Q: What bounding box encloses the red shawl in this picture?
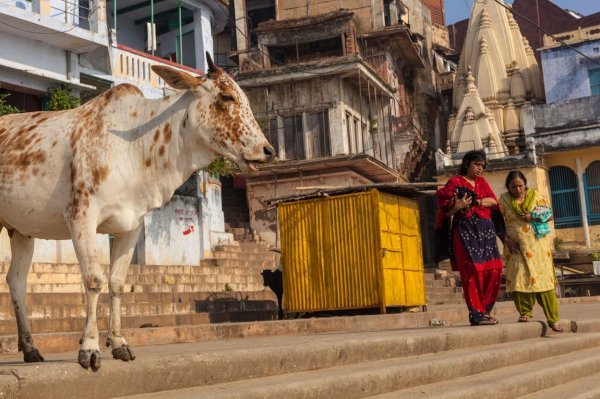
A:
[435,175,498,229]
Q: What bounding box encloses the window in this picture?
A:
[549,166,582,228]
[354,118,362,153]
[267,118,279,159]
[363,123,373,156]
[268,37,344,66]
[246,0,275,46]
[78,0,90,30]
[345,113,354,153]
[590,68,600,96]
[283,115,304,160]
[585,161,600,226]
[306,111,330,158]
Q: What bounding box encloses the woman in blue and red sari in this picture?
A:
[436,150,504,326]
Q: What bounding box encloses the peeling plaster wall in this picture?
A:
[545,149,600,173]
[556,225,600,246]
[137,195,202,266]
[247,171,373,245]
[0,231,110,264]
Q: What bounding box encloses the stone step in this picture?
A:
[0,275,266,293]
[201,258,277,269]
[211,250,277,260]
[214,244,272,254]
[1,298,596,363]
[0,291,277,320]
[0,309,277,336]
[0,263,270,275]
[111,325,600,399]
[0,291,276,307]
[374,345,600,398]
[520,370,600,398]
[426,286,463,295]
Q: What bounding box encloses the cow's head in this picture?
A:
[151,54,275,173]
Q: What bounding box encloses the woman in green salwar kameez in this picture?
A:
[499,171,564,332]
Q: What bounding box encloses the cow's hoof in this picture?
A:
[78,349,101,370]
[112,345,136,361]
[23,347,44,363]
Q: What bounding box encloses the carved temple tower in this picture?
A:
[443,0,545,163]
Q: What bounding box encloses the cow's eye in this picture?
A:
[220,94,235,102]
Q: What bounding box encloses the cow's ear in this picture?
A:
[152,65,197,90]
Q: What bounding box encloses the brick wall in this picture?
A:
[420,0,445,26]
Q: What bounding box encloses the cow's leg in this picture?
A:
[68,221,104,370]
[6,230,44,362]
[106,226,141,362]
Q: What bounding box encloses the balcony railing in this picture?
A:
[431,24,450,50]
[543,25,600,48]
[5,0,96,31]
[364,52,393,86]
[1,0,108,51]
[113,44,205,90]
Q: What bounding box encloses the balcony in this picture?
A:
[431,24,451,52]
[112,44,204,91]
[0,0,109,53]
[543,25,600,48]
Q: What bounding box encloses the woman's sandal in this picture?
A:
[472,315,499,325]
[549,322,564,332]
[484,314,499,324]
[518,315,531,322]
[474,318,496,326]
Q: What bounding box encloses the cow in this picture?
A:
[0,53,274,370]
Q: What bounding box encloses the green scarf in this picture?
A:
[509,188,537,216]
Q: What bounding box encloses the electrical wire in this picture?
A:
[493,0,600,68]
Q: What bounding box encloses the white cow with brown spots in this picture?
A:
[0,54,274,370]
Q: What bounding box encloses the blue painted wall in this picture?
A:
[541,39,600,103]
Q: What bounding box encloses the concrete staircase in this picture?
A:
[425,269,464,305]
[3,316,598,399]
[0,242,280,339]
[108,322,600,399]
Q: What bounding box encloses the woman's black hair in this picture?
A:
[505,170,527,190]
[459,150,487,176]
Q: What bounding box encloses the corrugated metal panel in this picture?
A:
[396,196,425,306]
[278,189,425,313]
[378,193,425,307]
[279,191,381,312]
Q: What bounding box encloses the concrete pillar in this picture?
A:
[389,1,398,25]
[576,157,591,248]
[234,0,248,52]
[193,5,214,72]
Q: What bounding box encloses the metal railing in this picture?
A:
[112,44,204,90]
[49,0,92,29]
